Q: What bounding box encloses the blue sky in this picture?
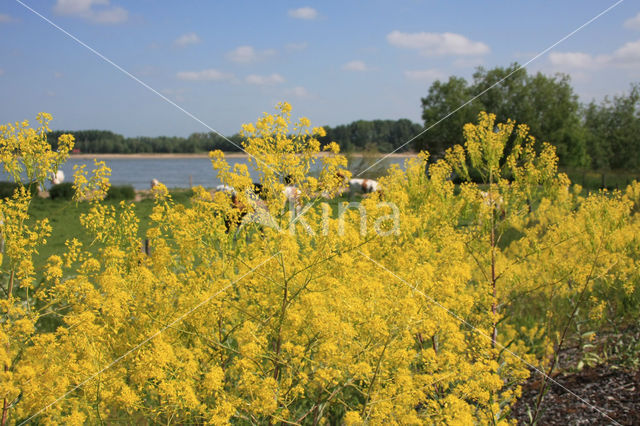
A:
[1,1,639,137]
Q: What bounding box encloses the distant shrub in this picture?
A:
[49,182,75,200]
[170,188,195,202]
[450,168,485,184]
[106,185,135,200]
[0,181,40,198]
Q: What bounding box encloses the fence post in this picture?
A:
[141,238,151,255]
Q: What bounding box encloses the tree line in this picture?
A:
[48,64,639,170]
[46,130,246,154]
[317,119,423,152]
[47,119,423,155]
[418,63,640,170]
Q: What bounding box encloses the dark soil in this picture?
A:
[511,365,640,425]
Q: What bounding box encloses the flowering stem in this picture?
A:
[491,216,497,349]
[1,270,15,426]
[489,171,498,350]
[361,336,391,419]
[1,386,8,426]
[7,270,14,299]
[530,238,602,425]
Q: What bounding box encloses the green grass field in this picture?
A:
[25,169,639,271]
[25,189,358,274]
[562,168,640,191]
[26,189,193,270]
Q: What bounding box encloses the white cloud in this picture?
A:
[0,13,14,23]
[624,12,640,30]
[174,32,201,48]
[284,86,309,97]
[404,69,445,82]
[245,73,285,85]
[227,45,276,63]
[387,30,489,56]
[176,69,235,81]
[549,40,640,71]
[54,71,64,78]
[611,39,640,65]
[285,42,308,52]
[549,52,597,68]
[343,60,369,72]
[88,7,126,24]
[54,0,128,24]
[288,7,318,20]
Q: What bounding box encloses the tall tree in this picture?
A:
[584,84,640,170]
[320,119,422,152]
[418,76,481,157]
[525,72,587,167]
[418,64,588,166]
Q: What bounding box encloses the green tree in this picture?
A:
[321,119,423,153]
[584,83,640,170]
[526,72,588,167]
[418,76,481,157]
[471,65,532,126]
[419,64,588,166]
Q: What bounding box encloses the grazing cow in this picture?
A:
[480,190,503,207]
[150,178,160,189]
[479,190,505,218]
[51,169,65,185]
[215,184,235,194]
[362,179,379,193]
[348,178,379,194]
[319,171,350,198]
[283,185,300,206]
[282,175,302,212]
[224,183,267,232]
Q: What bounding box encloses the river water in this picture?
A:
[2,155,416,190]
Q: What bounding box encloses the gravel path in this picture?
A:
[511,365,640,425]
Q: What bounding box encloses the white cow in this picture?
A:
[480,191,504,208]
[51,169,65,185]
[479,190,505,218]
[348,178,379,194]
[283,185,302,214]
[215,184,235,194]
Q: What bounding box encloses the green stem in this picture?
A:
[529,237,603,425]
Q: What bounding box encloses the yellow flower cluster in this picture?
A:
[0,113,74,187]
[73,159,111,202]
[0,109,638,424]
